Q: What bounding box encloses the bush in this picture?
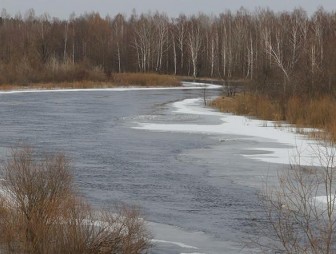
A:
[256,144,336,253]
[0,147,150,254]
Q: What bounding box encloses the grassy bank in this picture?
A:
[211,94,336,142]
[0,73,181,91]
[111,73,180,87]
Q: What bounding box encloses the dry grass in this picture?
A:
[210,94,282,120]
[0,81,116,91]
[0,73,181,91]
[111,73,180,87]
[210,96,237,113]
[285,96,336,142]
[211,94,336,142]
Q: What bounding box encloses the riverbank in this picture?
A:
[211,93,336,142]
[0,82,222,95]
[0,73,181,91]
[134,97,324,166]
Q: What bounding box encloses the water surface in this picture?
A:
[0,88,285,253]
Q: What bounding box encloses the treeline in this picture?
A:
[0,8,336,96]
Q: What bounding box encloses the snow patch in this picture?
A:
[312,195,336,210]
[314,195,336,204]
[134,97,328,166]
[0,82,221,95]
[151,239,198,249]
[180,253,206,254]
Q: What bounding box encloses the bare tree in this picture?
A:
[175,15,187,73]
[205,17,218,77]
[187,17,203,79]
[263,26,291,94]
[153,13,169,72]
[170,24,177,75]
[113,14,126,73]
[133,15,154,72]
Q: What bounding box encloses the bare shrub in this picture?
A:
[0,147,150,254]
[256,144,336,253]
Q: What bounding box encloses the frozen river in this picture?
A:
[0,84,315,253]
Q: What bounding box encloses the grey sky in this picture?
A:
[1,0,335,19]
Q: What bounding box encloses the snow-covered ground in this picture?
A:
[147,220,244,254]
[134,97,330,167]
[133,97,336,211]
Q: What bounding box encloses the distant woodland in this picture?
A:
[0,8,335,97]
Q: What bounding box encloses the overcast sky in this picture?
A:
[1,0,335,19]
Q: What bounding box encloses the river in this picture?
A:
[0,83,309,253]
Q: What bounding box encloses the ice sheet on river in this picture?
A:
[134,98,328,167]
[0,82,222,94]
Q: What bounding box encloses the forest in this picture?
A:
[0,7,335,97]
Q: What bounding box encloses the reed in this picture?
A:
[111,72,180,87]
[211,94,336,142]
[0,73,181,91]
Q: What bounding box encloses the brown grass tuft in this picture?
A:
[210,94,282,121]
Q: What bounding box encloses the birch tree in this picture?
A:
[175,15,187,73]
[153,13,169,72]
[113,14,126,73]
[187,17,203,78]
[133,15,154,72]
